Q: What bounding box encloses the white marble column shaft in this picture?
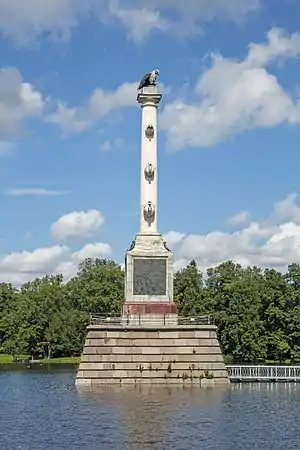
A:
[137,86,162,234]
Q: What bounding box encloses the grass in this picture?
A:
[0,354,14,363]
[0,354,30,364]
[264,359,300,365]
[0,354,80,365]
[224,355,300,365]
[39,357,80,364]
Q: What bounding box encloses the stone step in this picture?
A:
[86,330,216,339]
[83,346,222,355]
[85,338,220,347]
[78,361,227,371]
[80,353,225,363]
[77,369,229,379]
[76,377,228,386]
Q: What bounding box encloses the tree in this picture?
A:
[284,264,300,360]
[67,258,124,316]
[2,275,67,357]
[0,282,17,349]
[174,260,207,316]
[205,262,266,362]
[259,268,291,361]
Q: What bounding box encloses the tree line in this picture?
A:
[0,258,299,363]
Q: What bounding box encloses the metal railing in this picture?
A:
[178,316,213,325]
[89,314,213,326]
[227,365,300,381]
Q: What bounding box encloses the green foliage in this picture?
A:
[67,258,124,315]
[0,256,300,363]
[0,258,123,359]
[174,260,207,316]
[174,260,300,363]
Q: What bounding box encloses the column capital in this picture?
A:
[137,85,162,107]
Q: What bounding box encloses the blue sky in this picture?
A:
[1,0,300,285]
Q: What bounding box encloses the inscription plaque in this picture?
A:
[133,258,167,296]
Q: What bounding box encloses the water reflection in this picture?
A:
[76,385,230,449]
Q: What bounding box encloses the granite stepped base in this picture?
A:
[76,324,230,387]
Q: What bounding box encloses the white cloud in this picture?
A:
[0,245,68,273]
[248,28,300,66]
[100,138,124,152]
[273,192,300,224]
[148,0,260,21]
[0,245,69,285]
[164,231,186,247]
[47,82,137,134]
[160,28,300,150]
[100,140,114,152]
[5,188,68,196]
[227,211,251,227]
[0,241,112,286]
[111,0,260,42]
[109,1,169,44]
[0,0,260,45]
[168,193,300,274]
[51,209,104,242]
[46,102,90,134]
[0,67,43,139]
[72,242,112,262]
[55,242,112,281]
[0,0,95,45]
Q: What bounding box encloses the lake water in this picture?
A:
[0,368,299,449]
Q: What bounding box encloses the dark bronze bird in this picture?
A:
[138,69,160,90]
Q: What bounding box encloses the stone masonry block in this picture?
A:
[75,378,92,387]
[80,376,228,386]
[83,347,97,355]
[179,329,216,338]
[81,354,103,363]
[124,331,160,339]
[131,354,164,363]
[88,338,117,347]
[178,331,200,339]
[78,375,229,386]
[141,347,161,354]
[115,338,142,346]
[125,347,142,354]
[158,331,179,339]
[87,330,122,339]
[78,369,227,380]
[112,346,127,354]
[171,353,225,363]
[101,354,133,362]
[89,378,122,385]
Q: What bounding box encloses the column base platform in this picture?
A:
[123,302,178,326]
[75,323,230,387]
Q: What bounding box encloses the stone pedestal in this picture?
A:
[75,324,230,387]
[124,232,177,325]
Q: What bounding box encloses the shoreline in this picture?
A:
[1,354,299,367]
[0,355,80,366]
